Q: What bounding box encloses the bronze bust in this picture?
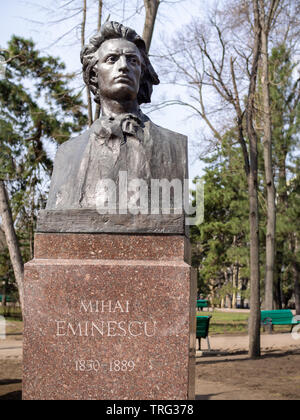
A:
[41,22,188,233]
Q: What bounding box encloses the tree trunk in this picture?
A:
[82,0,93,126]
[220,296,225,309]
[247,170,261,357]
[275,248,283,309]
[276,145,288,310]
[294,267,300,315]
[246,0,262,358]
[2,279,7,316]
[143,0,160,53]
[94,0,103,121]
[232,290,237,309]
[260,6,276,311]
[97,0,103,32]
[0,181,24,311]
[209,283,215,310]
[232,264,239,309]
[291,236,300,315]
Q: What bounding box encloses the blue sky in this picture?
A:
[0,0,208,180]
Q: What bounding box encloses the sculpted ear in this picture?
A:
[90,76,98,85]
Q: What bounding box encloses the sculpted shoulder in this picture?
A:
[47,129,91,209]
[144,120,188,182]
[55,128,91,158]
[147,120,187,143]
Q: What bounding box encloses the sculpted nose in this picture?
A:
[117,55,128,72]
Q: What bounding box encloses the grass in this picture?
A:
[197,311,293,335]
[197,311,249,335]
[0,306,22,321]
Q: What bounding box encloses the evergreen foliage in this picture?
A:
[0,36,87,299]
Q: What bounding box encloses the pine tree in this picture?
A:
[191,132,251,308]
[0,36,87,306]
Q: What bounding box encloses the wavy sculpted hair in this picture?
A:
[80,21,160,105]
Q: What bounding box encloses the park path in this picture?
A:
[198,332,300,354]
[0,340,22,359]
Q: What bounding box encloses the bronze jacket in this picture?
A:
[46,114,188,211]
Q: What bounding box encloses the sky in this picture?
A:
[0,0,209,181]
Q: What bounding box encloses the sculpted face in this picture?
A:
[97,38,143,102]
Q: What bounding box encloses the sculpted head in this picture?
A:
[80,21,160,106]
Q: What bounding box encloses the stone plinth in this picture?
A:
[23,234,196,400]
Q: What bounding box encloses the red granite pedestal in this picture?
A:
[23,233,196,400]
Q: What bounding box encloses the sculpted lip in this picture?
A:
[114,75,132,83]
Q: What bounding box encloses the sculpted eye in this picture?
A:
[129,56,139,65]
[106,55,118,63]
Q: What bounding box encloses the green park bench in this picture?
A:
[261,309,300,331]
[0,295,14,303]
[196,315,212,351]
[197,299,209,311]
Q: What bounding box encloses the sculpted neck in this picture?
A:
[100,98,140,118]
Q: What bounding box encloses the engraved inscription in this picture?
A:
[56,320,157,337]
[79,300,130,313]
[55,299,157,338]
[75,360,135,372]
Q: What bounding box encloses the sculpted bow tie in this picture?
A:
[92,113,145,146]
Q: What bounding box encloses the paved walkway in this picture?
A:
[197,332,300,354]
[0,339,22,359]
